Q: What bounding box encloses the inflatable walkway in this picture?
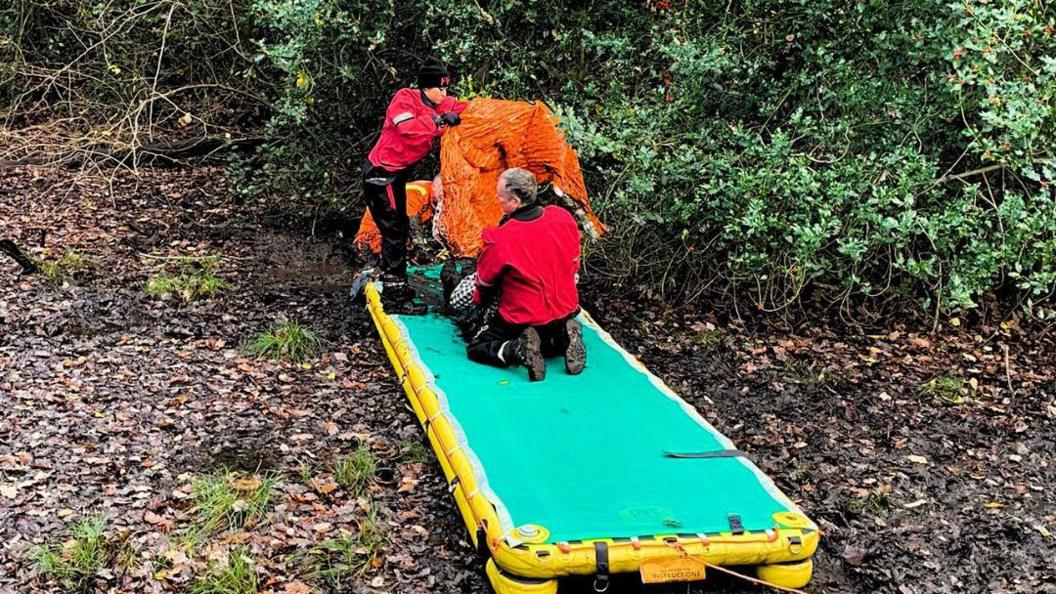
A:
[365,268,819,593]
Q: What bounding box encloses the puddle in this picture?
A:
[249,231,356,294]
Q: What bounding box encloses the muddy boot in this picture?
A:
[564,318,586,375]
[519,327,546,382]
[440,260,461,306]
[381,273,426,314]
[381,272,413,299]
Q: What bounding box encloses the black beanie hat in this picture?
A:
[418,57,451,88]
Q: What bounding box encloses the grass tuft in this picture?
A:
[357,504,385,555]
[33,514,113,591]
[296,461,317,488]
[849,487,891,517]
[38,250,94,286]
[192,471,276,532]
[245,321,320,363]
[399,438,431,464]
[919,375,969,404]
[292,506,386,587]
[145,254,229,301]
[189,546,258,594]
[334,445,375,496]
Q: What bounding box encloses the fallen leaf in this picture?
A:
[285,582,312,594]
[232,476,263,491]
[908,336,933,349]
[842,545,867,566]
[0,485,17,499]
[906,455,929,465]
[310,478,338,495]
[397,477,419,493]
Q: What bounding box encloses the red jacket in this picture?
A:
[474,205,581,326]
[367,88,467,171]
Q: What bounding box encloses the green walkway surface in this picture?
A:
[395,308,798,544]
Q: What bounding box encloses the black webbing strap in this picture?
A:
[663,449,747,459]
[475,526,490,560]
[594,542,610,592]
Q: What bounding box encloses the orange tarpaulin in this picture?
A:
[436,98,603,257]
[354,98,604,257]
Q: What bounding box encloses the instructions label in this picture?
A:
[639,557,707,584]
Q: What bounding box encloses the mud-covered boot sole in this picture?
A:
[564,319,586,375]
[523,327,546,382]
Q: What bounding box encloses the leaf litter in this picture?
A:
[2,166,1054,593]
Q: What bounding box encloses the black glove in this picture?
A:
[436,111,461,127]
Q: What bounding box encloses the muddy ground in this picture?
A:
[1,166,1054,594]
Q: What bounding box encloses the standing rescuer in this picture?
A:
[362,57,467,297]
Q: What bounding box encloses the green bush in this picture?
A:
[6,0,1056,315]
[238,0,1056,314]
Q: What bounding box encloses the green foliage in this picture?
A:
[333,445,375,496]
[33,514,114,592]
[235,0,1056,314]
[192,471,276,532]
[557,0,1056,313]
[297,460,317,487]
[145,255,229,301]
[8,0,1056,315]
[245,320,320,362]
[190,546,259,594]
[947,0,1056,170]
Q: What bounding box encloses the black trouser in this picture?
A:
[362,162,414,277]
[467,313,576,368]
